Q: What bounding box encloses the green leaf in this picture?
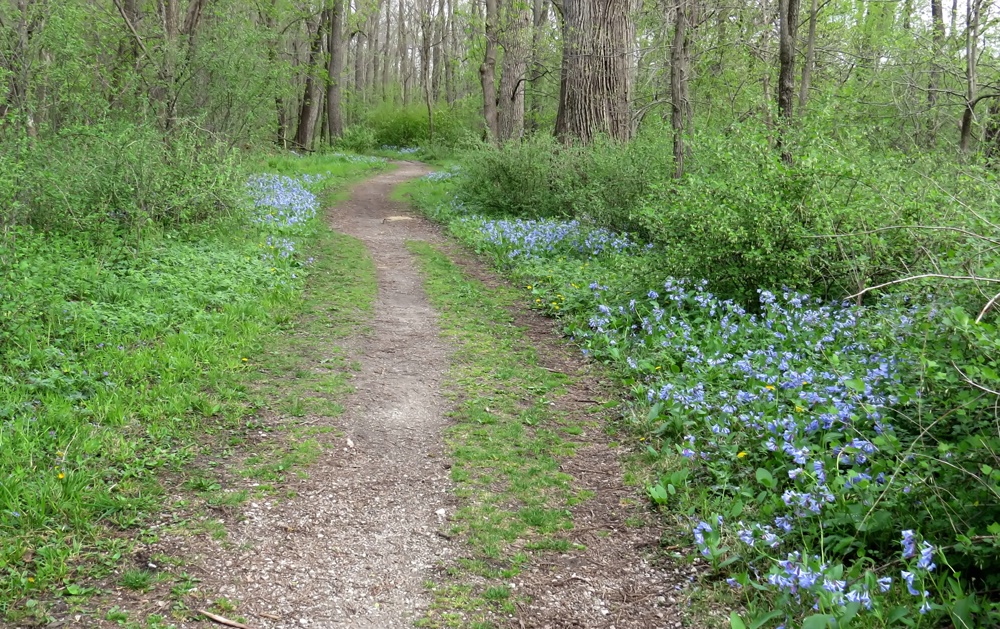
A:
[729,612,748,629]
[647,483,669,505]
[749,610,785,629]
[755,468,775,488]
[801,614,835,629]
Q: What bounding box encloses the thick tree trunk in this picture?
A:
[480,0,499,141]
[497,0,531,142]
[555,0,637,144]
[671,0,689,178]
[327,0,346,140]
[294,16,326,150]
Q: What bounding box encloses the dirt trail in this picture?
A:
[87,164,688,629]
[198,162,454,628]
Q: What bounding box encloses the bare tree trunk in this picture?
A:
[382,0,392,99]
[797,0,817,112]
[294,15,326,150]
[160,0,181,131]
[776,0,799,162]
[555,0,637,143]
[527,0,549,131]
[260,0,287,146]
[671,0,689,178]
[354,31,366,100]
[420,0,434,138]
[480,0,499,141]
[400,0,410,104]
[327,0,346,140]
[431,0,445,101]
[959,0,982,153]
[497,0,530,142]
[446,0,458,103]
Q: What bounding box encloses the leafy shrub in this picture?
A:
[409,172,1000,627]
[335,125,378,153]
[16,120,243,240]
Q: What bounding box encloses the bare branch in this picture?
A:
[112,0,149,57]
[977,292,1000,324]
[848,274,1000,300]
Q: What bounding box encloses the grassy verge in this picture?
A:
[407,241,600,629]
[0,152,384,623]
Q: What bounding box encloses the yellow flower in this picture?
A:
[526,285,533,290]
[765,385,776,391]
[535,299,541,303]
[737,451,748,458]
[242,357,249,362]
[655,366,661,370]
[27,577,34,583]
[58,472,65,479]
[795,406,804,413]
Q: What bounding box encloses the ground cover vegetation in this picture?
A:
[401,154,1000,626]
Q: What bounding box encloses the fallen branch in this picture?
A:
[847,274,1000,300]
[196,609,251,629]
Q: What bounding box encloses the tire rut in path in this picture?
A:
[206,162,453,628]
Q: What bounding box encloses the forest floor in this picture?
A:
[61,165,693,629]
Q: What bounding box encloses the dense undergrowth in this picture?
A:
[401,137,1000,628]
[0,151,386,619]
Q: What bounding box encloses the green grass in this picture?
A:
[407,241,596,627]
[0,153,385,622]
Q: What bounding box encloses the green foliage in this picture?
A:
[336,125,379,152]
[0,154,385,618]
[409,160,1000,627]
[457,133,672,222]
[15,121,243,240]
[364,101,482,149]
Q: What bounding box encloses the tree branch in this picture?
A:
[848,274,1000,300]
[112,0,149,57]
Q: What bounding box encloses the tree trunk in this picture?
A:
[959,0,981,153]
[671,0,689,178]
[555,0,637,143]
[776,0,799,162]
[797,0,817,112]
[431,0,445,101]
[527,0,549,131]
[421,0,434,139]
[480,0,499,141]
[497,0,531,142]
[294,16,326,150]
[327,0,346,140]
[399,0,410,104]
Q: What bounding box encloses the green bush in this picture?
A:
[335,125,378,153]
[16,120,244,240]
